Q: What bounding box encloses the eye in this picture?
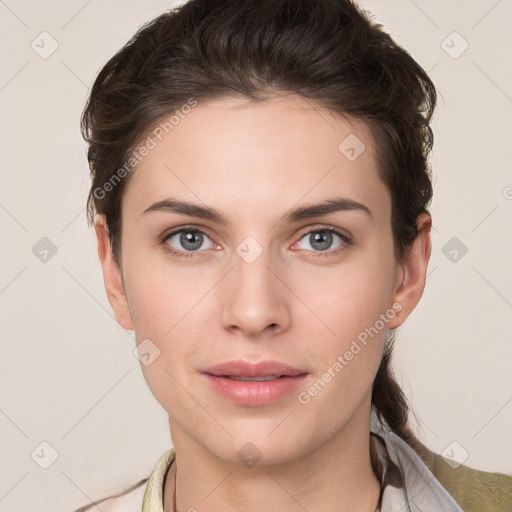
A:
[293,227,350,256]
[160,225,351,259]
[162,228,214,257]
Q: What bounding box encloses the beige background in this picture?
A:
[0,1,511,511]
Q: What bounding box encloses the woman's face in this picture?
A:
[96,94,429,466]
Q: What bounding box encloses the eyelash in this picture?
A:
[159,225,352,259]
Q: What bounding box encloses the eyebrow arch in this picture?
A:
[283,198,373,223]
[142,197,373,225]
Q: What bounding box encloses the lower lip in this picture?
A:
[204,374,308,406]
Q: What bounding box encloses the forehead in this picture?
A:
[122,94,390,224]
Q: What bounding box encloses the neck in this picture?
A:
[164,408,380,512]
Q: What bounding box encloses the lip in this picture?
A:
[203,359,306,378]
[202,360,308,406]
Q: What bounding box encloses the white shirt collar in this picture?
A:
[371,416,463,512]
[134,414,463,512]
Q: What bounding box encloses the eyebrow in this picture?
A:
[142,197,373,224]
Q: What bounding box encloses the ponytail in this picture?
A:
[372,330,430,460]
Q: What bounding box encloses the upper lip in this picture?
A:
[203,360,307,378]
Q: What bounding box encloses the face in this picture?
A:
[96,94,430,466]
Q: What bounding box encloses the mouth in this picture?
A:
[219,375,289,381]
[202,360,308,406]
[203,359,307,378]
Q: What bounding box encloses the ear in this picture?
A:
[387,212,432,329]
[94,215,134,331]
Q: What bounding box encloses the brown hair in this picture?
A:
[79,0,436,506]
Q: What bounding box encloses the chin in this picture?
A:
[202,424,321,468]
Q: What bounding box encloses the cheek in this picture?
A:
[123,247,212,338]
[293,252,395,339]
[295,266,390,418]
[136,320,206,416]
[290,248,395,392]
[124,264,210,413]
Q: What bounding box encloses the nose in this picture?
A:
[219,247,291,338]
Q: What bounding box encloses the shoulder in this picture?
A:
[425,452,512,512]
[375,428,512,512]
[72,448,176,512]
[72,478,147,512]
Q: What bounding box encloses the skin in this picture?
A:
[95,93,431,512]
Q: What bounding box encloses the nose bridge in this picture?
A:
[220,237,290,335]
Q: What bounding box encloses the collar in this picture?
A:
[141,422,463,512]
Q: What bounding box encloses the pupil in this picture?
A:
[311,231,332,251]
[181,231,202,251]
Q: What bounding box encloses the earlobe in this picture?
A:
[387,213,432,329]
[94,215,134,331]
